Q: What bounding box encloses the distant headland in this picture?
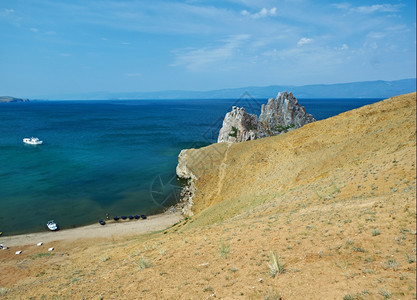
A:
[34,78,416,100]
[0,96,29,103]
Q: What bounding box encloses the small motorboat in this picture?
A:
[23,137,43,145]
[141,215,147,219]
[99,219,106,225]
[121,216,127,220]
[134,215,140,220]
[47,220,58,231]
[128,215,134,220]
[114,216,120,221]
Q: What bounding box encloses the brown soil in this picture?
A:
[0,92,416,299]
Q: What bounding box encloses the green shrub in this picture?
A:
[228,126,238,137]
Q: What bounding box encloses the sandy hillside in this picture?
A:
[0,92,416,299]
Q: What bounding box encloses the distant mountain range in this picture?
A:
[0,96,29,103]
[37,78,416,100]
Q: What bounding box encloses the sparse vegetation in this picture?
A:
[379,289,391,299]
[100,256,110,262]
[406,253,416,264]
[382,259,399,271]
[264,289,282,300]
[274,123,295,133]
[343,290,371,300]
[372,229,380,236]
[268,251,284,277]
[137,256,152,270]
[353,246,365,253]
[0,287,10,296]
[31,253,54,259]
[219,240,230,259]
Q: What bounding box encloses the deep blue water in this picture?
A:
[0,97,382,235]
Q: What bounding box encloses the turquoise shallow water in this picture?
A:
[0,97,382,235]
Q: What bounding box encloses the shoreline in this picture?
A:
[0,210,183,248]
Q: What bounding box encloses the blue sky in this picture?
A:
[0,0,415,98]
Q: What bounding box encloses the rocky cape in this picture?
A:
[1,93,415,299]
[175,92,416,220]
[0,96,29,103]
[218,91,315,143]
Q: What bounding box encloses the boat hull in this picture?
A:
[23,138,43,145]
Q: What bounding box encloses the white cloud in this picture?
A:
[30,28,39,32]
[335,43,349,50]
[0,8,21,25]
[354,4,400,14]
[333,3,401,14]
[331,3,351,10]
[171,34,250,69]
[0,8,14,16]
[297,37,313,46]
[124,72,141,77]
[241,7,277,18]
[367,31,386,39]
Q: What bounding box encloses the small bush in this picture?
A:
[353,246,365,253]
[100,256,110,262]
[379,289,391,299]
[268,251,284,278]
[264,288,282,300]
[0,287,10,296]
[382,259,399,271]
[219,240,230,259]
[372,229,380,236]
[137,256,152,270]
[407,254,416,264]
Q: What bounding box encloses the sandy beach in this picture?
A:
[0,211,183,248]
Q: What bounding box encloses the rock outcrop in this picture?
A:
[217,91,315,143]
[217,106,258,143]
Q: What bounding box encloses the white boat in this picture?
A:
[23,137,43,145]
[47,220,58,231]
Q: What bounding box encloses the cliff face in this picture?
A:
[175,150,197,216]
[217,91,315,143]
